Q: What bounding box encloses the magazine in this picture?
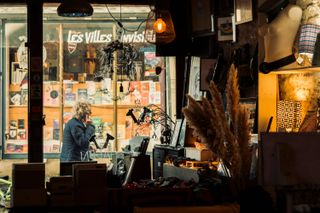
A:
[9,91,21,106]
[77,88,88,101]
[65,92,76,106]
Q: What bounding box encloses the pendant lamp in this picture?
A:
[57,0,93,17]
[145,10,176,44]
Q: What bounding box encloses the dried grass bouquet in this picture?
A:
[182,64,252,195]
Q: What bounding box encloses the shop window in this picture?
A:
[1,6,28,156]
[0,4,175,158]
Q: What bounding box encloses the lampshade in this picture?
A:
[145,10,176,44]
[57,0,93,17]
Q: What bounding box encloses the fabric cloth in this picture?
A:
[60,117,95,162]
[298,24,320,55]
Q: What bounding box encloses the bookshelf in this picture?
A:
[6,80,162,154]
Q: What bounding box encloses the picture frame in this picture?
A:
[200,58,217,91]
[234,0,253,25]
[177,118,187,147]
[170,119,183,147]
[188,56,202,101]
[191,0,214,34]
[217,16,236,42]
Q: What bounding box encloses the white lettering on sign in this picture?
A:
[67,31,84,43]
[120,31,146,43]
[67,30,154,44]
[84,30,112,43]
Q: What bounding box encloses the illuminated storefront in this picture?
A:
[1,4,175,158]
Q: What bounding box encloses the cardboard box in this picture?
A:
[163,163,199,183]
[74,188,107,206]
[46,176,73,194]
[49,193,75,207]
[11,188,47,207]
[12,163,45,189]
[73,163,107,189]
[185,147,213,161]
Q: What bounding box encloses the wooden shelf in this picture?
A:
[267,66,320,75]
[9,105,27,108]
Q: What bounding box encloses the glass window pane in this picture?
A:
[42,4,168,158]
[2,6,28,155]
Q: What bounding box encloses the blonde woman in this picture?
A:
[60,101,95,162]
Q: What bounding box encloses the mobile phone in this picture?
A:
[80,114,87,122]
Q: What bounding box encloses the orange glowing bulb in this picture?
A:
[153,18,166,33]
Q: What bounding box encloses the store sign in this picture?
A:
[67,30,153,44]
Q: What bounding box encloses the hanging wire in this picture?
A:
[105,4,153,33]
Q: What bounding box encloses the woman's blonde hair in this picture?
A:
[73,101,92,120]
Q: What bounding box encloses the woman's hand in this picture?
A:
[85,114,92,125]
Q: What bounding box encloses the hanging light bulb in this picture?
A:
[153,18,166,33]
[145,10,176,44]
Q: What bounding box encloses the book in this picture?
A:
[43,83,52,106]
[94,90,102,104]
[144,52,162,80]
[77,88,88,101]
[87,95,95,105]
[9,91,21,106]
[86,81,96,96]
[17,129,26,140]
[141,81,150,91]
[149,91,161,104]
[9,129,17,139]
[20,89,28,105]
[149,81,156,92]
[6,143,15,153]
[15,144,24,153]
[52,144,60,153]
[64,82,73,93]
[43,83,59,106]
[44,127,53,140]
[53,119,59,129]
[141,91,149,105]
[10,120,17,129]
[51,84,60,106]
[18,119,25,129]
[53,129,60,140]
[65,92,76,106]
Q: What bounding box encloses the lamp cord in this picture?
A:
[105,4,153,33]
